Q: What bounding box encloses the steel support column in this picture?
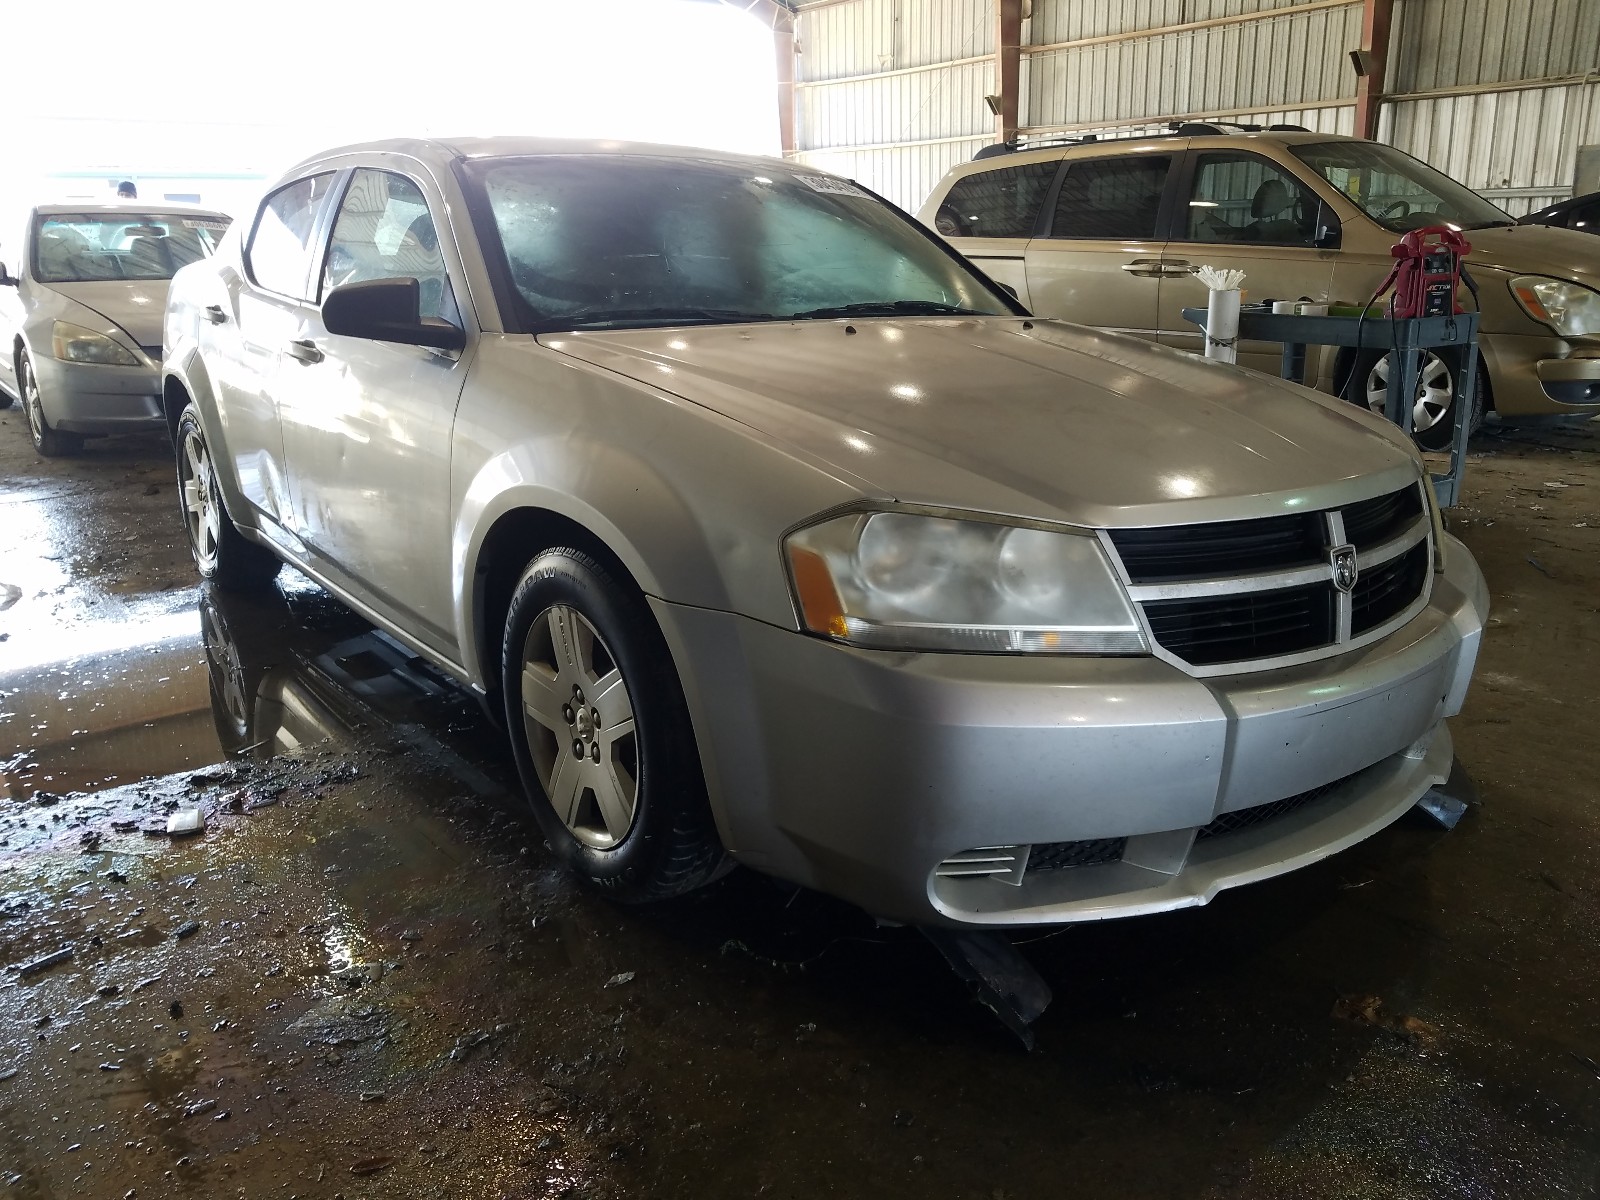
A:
[1354,0,1394,141]
[775,12,797,156]
[996,0,1023,144]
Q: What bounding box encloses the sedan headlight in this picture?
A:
[51,321,140,366]
[784,510,1148,654]
[1509,277,1600,338]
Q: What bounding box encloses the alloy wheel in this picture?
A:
[21,355,45,449]
[1365,351,1453,434]
[519,605,639,849]
[179,427,224,574]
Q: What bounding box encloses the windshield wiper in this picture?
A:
[787,300,992,319]
[549,307,779,330]
[1465,219,1517,230]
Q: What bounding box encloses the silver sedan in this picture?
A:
[0,203,231,454]
[160,137,1487,928]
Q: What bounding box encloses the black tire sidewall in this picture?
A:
[500,548,709,894]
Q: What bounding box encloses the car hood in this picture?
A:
[44,280,171,351]
[1464,223,1600,288]
[541,317,1421,527]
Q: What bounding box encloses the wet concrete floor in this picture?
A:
[2,410,1600,1198]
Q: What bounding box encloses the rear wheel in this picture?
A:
[19,350,83,456]
[175,406,281,591]
[501,547,725,902]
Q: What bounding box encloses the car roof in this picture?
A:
[31,202,232,219]
[961,127,1356,170]
[283,135,794,177]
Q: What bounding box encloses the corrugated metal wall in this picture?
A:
[1023,0,1360,133]
[791,0,1600,216]
[793,0,995,209]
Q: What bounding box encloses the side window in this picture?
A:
[934,162,1057,239]
[321,169,459,325]
[1048,156,1172,240]
[1182,153,1327,247]
[1569,199,1599,232]
[246,173,337,299]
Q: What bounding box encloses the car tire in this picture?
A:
[501,546,726,903]
[19,350,84,457]
[175,406,282,591]
[1340,348,1484,452]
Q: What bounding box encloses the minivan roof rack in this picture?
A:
[971,120,1314,161]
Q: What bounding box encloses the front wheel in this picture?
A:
[1345,349,1483,452]
[175,406,281,591]
[501,547,725,903]
[19,350,83,456]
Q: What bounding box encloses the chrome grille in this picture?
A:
[1107,484,1433,673]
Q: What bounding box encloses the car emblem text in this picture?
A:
[1329,544,1359,594]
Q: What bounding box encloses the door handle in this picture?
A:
[1158,260,1200,277]
[286,339,324,364]
[1121,258,1166,277]
[203,304,227,324]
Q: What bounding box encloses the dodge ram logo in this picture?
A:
[1330,544,1359,594]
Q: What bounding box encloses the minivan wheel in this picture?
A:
[20,350,83,456]
[501,547,725,902]
[175,406,282,591]
[1345,349,1482,452]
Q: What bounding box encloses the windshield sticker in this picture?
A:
[799,174,868,198]
[182,219,229,230]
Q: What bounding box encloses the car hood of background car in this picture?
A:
[1464,222,1600,288]
[540,317,1420,528]
[41,280,170,352]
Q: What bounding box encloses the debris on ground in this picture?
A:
[449,1030,493,1062]
[14,947,74,977]
[1331,993,1441,1048]
[173,921,202,941]
[350,1156,395,1176]
[604,971,636,988]
[167,808,206,836]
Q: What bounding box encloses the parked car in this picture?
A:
[161,137,1487,929]
[0,203,232,454]
[1519,190,1600,236]
[919,128,1600,449]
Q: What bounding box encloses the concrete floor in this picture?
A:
[2,408,1599,1199]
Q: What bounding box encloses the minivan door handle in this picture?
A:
[203,304,227,324]
[1158,259,1200,277]
[1121,258,1167,277]
[286,339,324,364]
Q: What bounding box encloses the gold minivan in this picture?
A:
[918,128,1600,449]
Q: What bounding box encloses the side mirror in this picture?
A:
[322,277,465,351]
[0,262,15,286]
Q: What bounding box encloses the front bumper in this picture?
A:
[1483,333,1600,417]
[33,354,164,434]
[655,534,1488,928]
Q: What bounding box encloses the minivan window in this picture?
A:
[322,169,459,325]
[247,173,338,299]
[1290,141,1511,233]
[934,161,1057,239]
[1048,156,1172,240]
[1183,153,1328,247]
[462,156,1015,331]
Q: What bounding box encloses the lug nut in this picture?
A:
[562,704,574,724]
[591,709,601,729]
[590,743,601,763]
[572,739,584,757]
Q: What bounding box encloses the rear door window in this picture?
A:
[1181,153,1329,247]
[1047,156,1173,240]
[934,161,1057,239]
[246,173,338,299]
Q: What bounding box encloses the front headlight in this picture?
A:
[51,321,140,366]
[784,509,1148,654]
[1509,277,1600,338]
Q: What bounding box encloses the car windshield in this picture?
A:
[460,156,1015,331]
[1289,141,1513,233]
[31,212,231,283]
